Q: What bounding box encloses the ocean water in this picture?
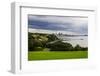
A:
[57,35,88,47]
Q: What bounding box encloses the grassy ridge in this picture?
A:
[28,51,88,61]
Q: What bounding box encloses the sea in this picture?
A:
[56,35,88,47]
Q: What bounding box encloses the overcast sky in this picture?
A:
[28,15,88,35]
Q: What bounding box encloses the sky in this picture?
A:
[28,15,88,35]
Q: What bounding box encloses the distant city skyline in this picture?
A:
[28,15,88,35]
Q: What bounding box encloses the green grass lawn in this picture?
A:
[28,51,88,61]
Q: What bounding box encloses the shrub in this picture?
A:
[28,33,34,51]
[34,47,44,51]
[74,45,82,51]
[46,40,73,51]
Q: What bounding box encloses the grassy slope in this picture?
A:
[28,51,88,61]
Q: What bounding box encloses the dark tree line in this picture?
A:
[28,32,88,51]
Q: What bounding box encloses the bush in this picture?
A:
[33,39,43,47]
[74,45,81,51]
[74,45,88,51]
[46,41,73,51]
[28,33,34,51]
[34,47,44,51]
[81,47,88,51]
[28,32,43,51]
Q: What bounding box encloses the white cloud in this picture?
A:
[28,15,88,34]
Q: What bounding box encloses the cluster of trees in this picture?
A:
[46,40,88,51]
[28,32,88,51]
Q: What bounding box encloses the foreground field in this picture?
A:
[28,51,88,61]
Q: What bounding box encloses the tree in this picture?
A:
[33,39,43,47]
[47,34,59,42]
[28,33,34,51]
[81,47,88,51]
[46,40,73,51]
[74,45,81,51]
